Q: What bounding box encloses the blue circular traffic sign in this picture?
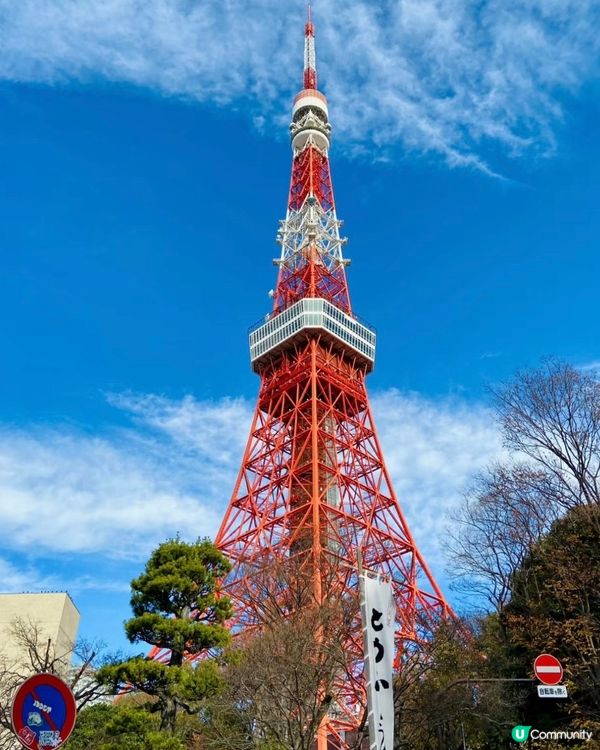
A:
[11,673,77,749]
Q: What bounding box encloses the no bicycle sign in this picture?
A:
[11,673,77,749]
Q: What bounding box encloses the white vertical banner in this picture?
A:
[359,573,396,750]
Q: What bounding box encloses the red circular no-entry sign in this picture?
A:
[11,673,77,749]
[534,654,564,686]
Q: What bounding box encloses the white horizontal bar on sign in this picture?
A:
[537,666,561,673]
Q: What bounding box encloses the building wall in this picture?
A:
[0,592,80,670]
[0,594,81,750]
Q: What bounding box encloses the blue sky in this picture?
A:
[0,0,599,654]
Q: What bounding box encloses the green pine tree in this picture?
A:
[97,537,232,733]
[65,702,189,750]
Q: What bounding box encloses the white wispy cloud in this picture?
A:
[370,389,502,565]
[0,557,55,593]
[0,0,598,169]
[0,390,500,578]
[0,558,130,595]
[0,396,252,560]
[577,360,600,372]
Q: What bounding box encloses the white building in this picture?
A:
[0,592,80,670]
[0,593,81,749]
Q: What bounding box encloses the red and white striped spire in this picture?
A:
[303,5,317,90]
[272,7,350,315]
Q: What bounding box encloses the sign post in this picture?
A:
[11,673,77,749]
[534,654,568,699]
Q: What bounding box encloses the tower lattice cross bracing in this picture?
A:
[214,10,452,748]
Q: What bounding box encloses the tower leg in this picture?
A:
[317,721,328,750]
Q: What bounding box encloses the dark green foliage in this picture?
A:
[393,619,521,750]
[415,506,600,748]
[65,703,188,750]
[405,509,600,748]
[126,537,232,666]
[502,505,600,732]
[65,703,114,749]
[97,538,232,733]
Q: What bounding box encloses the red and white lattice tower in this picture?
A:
[215,9,451,747]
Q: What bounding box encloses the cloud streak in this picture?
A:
[578,360,600,373]
[0,390,500,579]
[0,0,598,168]
[0,557,55,593]
[370,389,502,564]
[0,396,251,561]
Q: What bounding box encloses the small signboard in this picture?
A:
[534,654,563,686]
[11,673,77,749]
[538,685,568,698]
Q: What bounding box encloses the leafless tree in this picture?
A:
[446,464,560,611]
[447,359,600,613]
[492,358,600,509]
[0,617,114,749]
[202,558,360,750]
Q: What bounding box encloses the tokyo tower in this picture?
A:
[215,8,451,744]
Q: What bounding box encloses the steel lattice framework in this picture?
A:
[214,10,452,749]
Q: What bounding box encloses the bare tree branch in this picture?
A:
[202,559,360,750]
[446,464,560,611]
[0,617,114,748]
[492,359,600,509]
